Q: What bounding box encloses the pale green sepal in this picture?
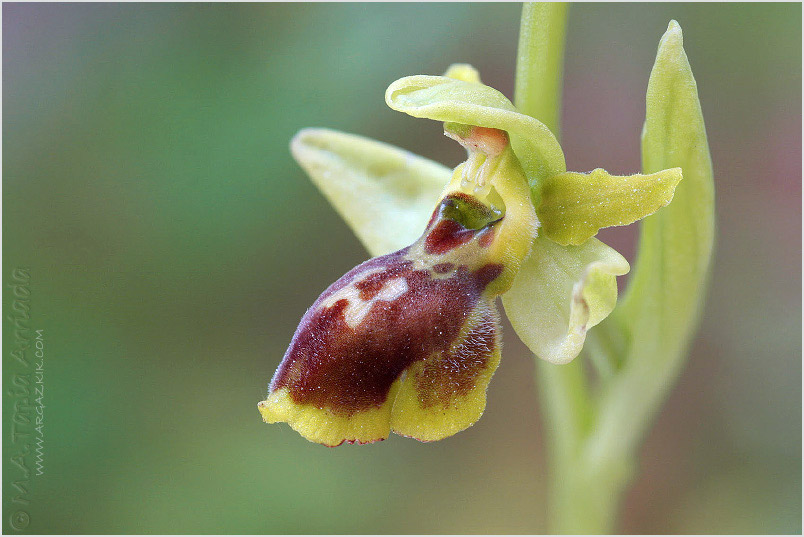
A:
[290,128,451,257]
[385,75,566,195]
[538,167,683,246]
[502,235,629,365]
[444,63,481,83]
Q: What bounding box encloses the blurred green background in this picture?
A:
[3,3,800,534]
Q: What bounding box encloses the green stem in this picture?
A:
[537,358,635,534]
[517,14,713,533]
[514,2,568,136]
[516,4,630,532]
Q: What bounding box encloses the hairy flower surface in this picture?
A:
[259,64,683,446]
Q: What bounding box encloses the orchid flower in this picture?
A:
[258,62,682,446]
[258,6,715,533]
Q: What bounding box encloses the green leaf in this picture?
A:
[290,128,451,257]
[385,75,566,197]
[514,2,568,135]
[538,167,683,246]
[585,18,715,462]
[502,235,629,365]
[613,20,715,362]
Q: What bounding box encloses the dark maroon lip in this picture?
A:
[270,251,503,416]
[269,188,507,417]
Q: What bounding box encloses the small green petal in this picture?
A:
[502,235,629,365]
[385,75,566,197]
[290,128,450,257]
[444,63,481,83]
[537,167,683,246]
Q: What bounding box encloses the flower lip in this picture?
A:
[259,176,526,445]
[268,195,509,417]
[261,243,505,443]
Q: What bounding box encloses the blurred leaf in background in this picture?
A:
[3,3,800,534]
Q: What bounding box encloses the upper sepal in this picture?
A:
[385,75,566,195]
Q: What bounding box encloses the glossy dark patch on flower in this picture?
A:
[270,251,505,415]
[424,193,501,255]
[415,308,498,407]
[424,219,476,254]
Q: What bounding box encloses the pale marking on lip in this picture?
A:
[321,271,409,329]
